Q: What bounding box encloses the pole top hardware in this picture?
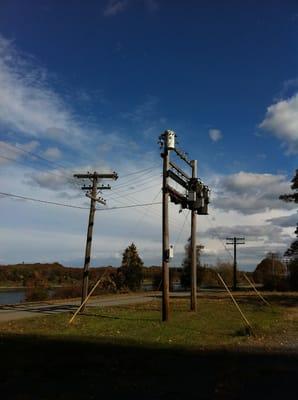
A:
[74,172,118,180]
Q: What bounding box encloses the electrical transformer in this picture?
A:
[166,130,176,150]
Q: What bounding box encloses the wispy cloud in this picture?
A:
[0,140,39,165]
[208,128,222,142]
[103,0,159,17]
[43,147,62,160]
[0,35,95,146]
[103,0,129,16]
[144,0,159,12]
[121,96,159,123]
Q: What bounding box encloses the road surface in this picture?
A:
[0,293,158,323]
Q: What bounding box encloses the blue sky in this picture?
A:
[0,1,297,270]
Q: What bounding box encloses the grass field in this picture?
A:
[1,292,297,399]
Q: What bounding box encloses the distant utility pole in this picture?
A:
[74,171,118,308]
[226,237,245,291]
[159,130,210,321]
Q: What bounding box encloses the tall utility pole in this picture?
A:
[226,237,245,291]
[161,131,171,322]
[159,130,210,321]
[74,171,118,307]
[190,160,197,311]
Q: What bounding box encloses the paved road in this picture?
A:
[0,293,158,323]
[0,289,251,323]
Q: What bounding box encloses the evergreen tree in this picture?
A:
[279,169,298,204]
[280,169,298,289]
[180,238,204,289]
[119,243,144,291]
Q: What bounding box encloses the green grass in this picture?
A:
[1,294,297,399]
[1,295,297,350]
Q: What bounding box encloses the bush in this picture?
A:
[263,276,290,291]
[25,287,49,302]
[289,259,298,290]
[50,286,82,300]
[152,273,162,290]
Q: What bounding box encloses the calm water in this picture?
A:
[0,283,183,305]
[0,289,26,305]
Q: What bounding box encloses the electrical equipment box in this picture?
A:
[166,130,176,150]
[193,184,210,214]
[169,245,174,259]
[188,191,196,202]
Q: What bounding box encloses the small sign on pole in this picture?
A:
[169,244,174,259]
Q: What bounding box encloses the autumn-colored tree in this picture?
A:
[253,253,287,290]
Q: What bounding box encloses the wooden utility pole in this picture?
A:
[161,131,170,322]
[74,171,118,308]
[190,160,197,311]
[226,236,245,291]
[158,129,210,321]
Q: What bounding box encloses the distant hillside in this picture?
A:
[0,263,116,287]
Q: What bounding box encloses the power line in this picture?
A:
[0,191,161,211]
[109,181,161,200]
[112,168,160,190]
[173,210,190,247]
[0,141,71,171]
[0,150,78,185]
[0,191,89,209]
[0,141,160,187]
[97,201,162,212]
[104,187,163,221]
[206,215,234,261]
[114,166,159,183]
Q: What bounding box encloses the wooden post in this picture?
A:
[74,171,118,311]
[190,160,197,311]
[243,273,270,306]
[81,175,97,308]
[233,237,237,291]
[69,271,108,324]
[217,272,253,335]
[162,132,170,322]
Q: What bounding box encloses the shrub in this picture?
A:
[25,287,49,302]
[50,286,82,300]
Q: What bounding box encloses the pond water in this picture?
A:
[0,289,26,305]
[0,283,183,305]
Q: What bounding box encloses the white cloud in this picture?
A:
[26,169,75,191]
[208,128,222,142]
[259,93,298,154]
[43,147,62,160]
[211,171,295,214]
[103,0,129,16]
[267,212,297,228]
[0,140,39,164]
[204,224,290,243]
[0,35,94,146]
